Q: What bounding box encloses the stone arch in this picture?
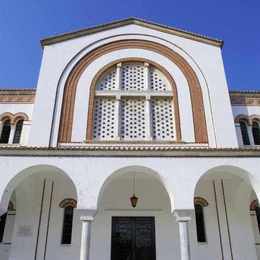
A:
[97,165,174,213]
[86,58,181,141]
[0,164,78,215]
[58,39,208,144]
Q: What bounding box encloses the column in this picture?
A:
[235,123,243,146]
[247,124,255,145]
[8,124,16,144]
[80,215,94,260]
[174,210,193,260]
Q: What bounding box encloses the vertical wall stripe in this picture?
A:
[43,181,54,260]
[213,180,224,260]
[221,179,234,260]
[34,179,46,260]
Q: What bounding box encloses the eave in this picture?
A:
[41,17,223,48]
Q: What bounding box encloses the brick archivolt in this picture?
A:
[58,39,208,144]
[0,112,29,124]
[235,114,260,125]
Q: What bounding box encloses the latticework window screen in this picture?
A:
[92,62,176,141]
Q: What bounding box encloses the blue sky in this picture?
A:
[0,0,259,90]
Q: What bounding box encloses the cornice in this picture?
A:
[0,144,259,157]
[0,89,36,104]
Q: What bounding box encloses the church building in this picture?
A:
[0,18,260,260]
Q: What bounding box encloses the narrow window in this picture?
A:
[195,204,207,242]
[13,120,24,144]
[61,206,74,244]
[0,213,7,243]
[0,120,11,144]
[255,207,260,232]
[240,120,250,145]
[252,121,260,145]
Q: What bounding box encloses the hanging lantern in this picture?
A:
[130,194,139,208]
[130,174,139,208]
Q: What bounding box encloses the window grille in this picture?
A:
[92,62,176,141]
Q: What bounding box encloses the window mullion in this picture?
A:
[8,124,16,144]
[144,63,152,140]
[114,63,122,140]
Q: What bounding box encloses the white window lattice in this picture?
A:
[151,98,175,140]
[121,63,146,91]
[121,98,146,140]
[93,97,116,140]
[96,68,117,91]
[92,62,177,141]
[149,67,172,92]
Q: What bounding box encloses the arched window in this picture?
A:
[252,121,260,145]
[13,119,24,144]
[239,120,250,145]
[92,61,178,142]
[59,199,76,245]
[194,197,208,243]
[0,120,11,144]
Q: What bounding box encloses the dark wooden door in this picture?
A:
[111,217,156,260]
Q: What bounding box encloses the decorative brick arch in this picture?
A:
[58,39,208,143]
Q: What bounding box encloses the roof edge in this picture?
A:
[41,17,224,48]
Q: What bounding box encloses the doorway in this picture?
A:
[111,217,156,260]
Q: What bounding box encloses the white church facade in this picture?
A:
[0,18,260,260]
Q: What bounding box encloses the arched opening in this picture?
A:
[0,120,11,144]
[58,39,208,144]
[13,119,24,144]
[239,119,250,145]
[252,121,260,145]
[91,166,178,260]
[193,166,259,260]
[0,165,79,260]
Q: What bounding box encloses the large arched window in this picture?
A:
[239,120,250,145]
[194,197,208,243]
[59,198,77,245]
[13,119,24,144]
[92,61,179,142]
[0,120,11,144]
[252,121,260,145]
